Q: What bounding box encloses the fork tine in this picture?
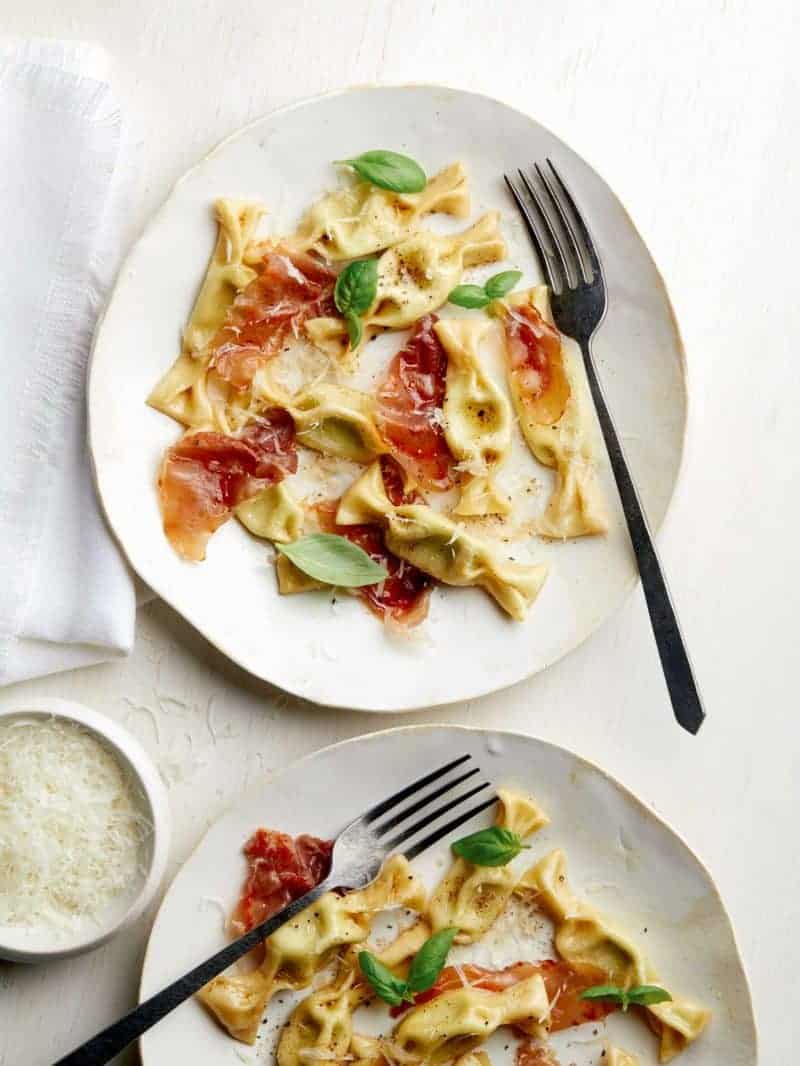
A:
[361,754,472,823]
[402,794,499,862]
[545,158,602,282]
[381,780,492,851]
[535,162,587,284]
[517,168,575,289]
[504,173,561,292]
[373,766,481,835]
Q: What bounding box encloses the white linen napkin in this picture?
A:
[0,40,137,685]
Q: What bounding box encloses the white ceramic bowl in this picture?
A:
[0,697,171,963]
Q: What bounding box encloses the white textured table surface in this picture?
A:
[2,3,798,1064]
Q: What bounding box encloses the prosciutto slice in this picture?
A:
[231,828,333,935]
[211,246,336,390]
[376,314,455,489]
[503,304,569,425]
[158,410,297,561]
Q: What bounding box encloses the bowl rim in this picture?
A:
[0,696,171,963]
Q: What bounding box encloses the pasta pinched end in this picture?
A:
[235,483,304,544]
[276,967,357,1066]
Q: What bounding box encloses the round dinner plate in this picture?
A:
[140,726,755,1066]
[89,85,688,711]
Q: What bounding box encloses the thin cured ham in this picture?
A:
[158,410,297,561]
[316,458,434,627]
[376,314,455,489]
[210,246,336,390]
[230,828,333,935]
[391,960,615,1031]
[503,304,570,426]
[340,523,433,627]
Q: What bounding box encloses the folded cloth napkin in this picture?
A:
[0,40,137,685]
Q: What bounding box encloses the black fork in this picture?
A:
[506,160,705,735]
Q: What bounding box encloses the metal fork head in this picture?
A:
[505,159,606,345]
[330,754,496,887]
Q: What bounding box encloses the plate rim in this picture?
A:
[88,82,691,712]
[138,723,757,1062]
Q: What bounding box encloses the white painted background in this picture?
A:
[1,1,798,1063]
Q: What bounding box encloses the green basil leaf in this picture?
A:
[484,270,523,300]
[447,284,491,309]
[451,826,528,866]
[581,983,629,1011]
[345,311,363,349]
[580,984,625,1003]
[334,258,378,317]
[406,927,458,994]
[337,150,427,193]
[628,985,672,1007]
[358,950,409,1006]
[276,534,388,588]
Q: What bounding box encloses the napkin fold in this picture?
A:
[0,40,136,685]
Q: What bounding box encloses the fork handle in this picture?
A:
[52,878,333,1066]
[580,339,705,734]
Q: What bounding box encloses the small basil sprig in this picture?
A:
[276,533,388,587]
[359,927,458,1006]
[358,952,409,1006]
[451,825,529,867]
[334,258,378,348]
[335,150,427,194]
[580,983,672,1012]
[406,926,458,994]
[448,270,523,310]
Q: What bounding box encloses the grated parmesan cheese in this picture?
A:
[429,406,447,429]
[0,717,152,931]
[454,456,489,478]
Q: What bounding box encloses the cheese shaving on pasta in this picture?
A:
[607,1047,640,1066]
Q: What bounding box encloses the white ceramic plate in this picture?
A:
[140,726,755,1066]
[89,85,688,711]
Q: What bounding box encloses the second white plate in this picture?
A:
[140,726,755,1066]
[89,85,688,710]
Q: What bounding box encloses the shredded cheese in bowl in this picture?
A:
[0,715,154,935]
